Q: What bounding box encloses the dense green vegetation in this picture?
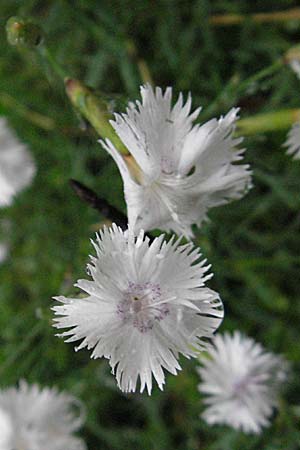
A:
[1,1,300,448]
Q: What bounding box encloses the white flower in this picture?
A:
[284,122,300,160]
[0,118,36,207]
[100,85,251,237]
[197,331,288,434]
[0,380,86,450]
[53,224,223,394]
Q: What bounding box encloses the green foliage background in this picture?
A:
[1,1,300,448]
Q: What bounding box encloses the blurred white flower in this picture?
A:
[285,46,300,80]
[0,243,8,264]
[53,224,223,394]
[0,118,36,207]
[0,407,13,450]
[197,331,288,434]
[289,59,300,80]
[0,380,86,450]
[100,85,251,237]
[284,122,300,160]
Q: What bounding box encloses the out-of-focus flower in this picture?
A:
[285,45,300,80]
[289,60,300,80]
[0,220,10,265]
[284,122,300,160]
[53,224,223,394]
[100,85,251,237]
[0,118,36,207]
[197,331,288,434]
[0,407,13,450]
[0,380,86,450]
[0,243,8,264]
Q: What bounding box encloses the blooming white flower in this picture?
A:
[197,331,288,434]
[100,85,251,237]
[284,122,300,160]
[0,380,86,450]
[0,117,36,207]
[53,224,223,394]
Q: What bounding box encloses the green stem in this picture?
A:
[38,45,68,80]
[0,92,55,130]
[210,8,300,26]
[237,108,300,135]
[203,59,283,119]
[126,39,154,85]
[236,59,283,95]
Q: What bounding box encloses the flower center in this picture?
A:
[161,157,175,174]
[232,376,249,395]
[117,282,170,333]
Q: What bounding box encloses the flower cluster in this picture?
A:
[2,10,298,445]
[50,85,290,436]
[54,85,254,394]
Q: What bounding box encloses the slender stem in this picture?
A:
[137,59,154,85]
[236,108,300,136]
[210,8,300,26]
[203,59,283,119]
[236,59,283,95]
[38,45,68,80]
[126,39,154,85]
[0,92,55,130]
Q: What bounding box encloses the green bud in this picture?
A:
[65,78,128,154]
[6,16,43,47]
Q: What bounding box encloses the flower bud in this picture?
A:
[65,78,128,154]
[6,16,43,47]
